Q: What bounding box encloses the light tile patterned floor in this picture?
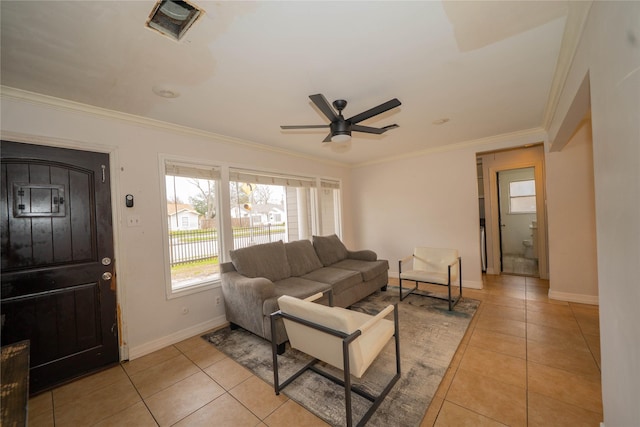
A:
[28,275,602,426]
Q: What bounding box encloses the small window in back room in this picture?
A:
[509,179,536,213]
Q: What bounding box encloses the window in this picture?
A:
[163,160,221,296]
[509,180,536,213]
[160,158,342,298]
[229,169,318,249]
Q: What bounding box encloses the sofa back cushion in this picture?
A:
[229,240,291,281]
[285,240,323,277]
[313,234,349,267]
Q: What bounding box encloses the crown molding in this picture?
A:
[541,1,593,130]
[353,127,547,168]
[0,86,349,168]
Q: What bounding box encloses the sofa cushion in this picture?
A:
[230,240,291,282]
[302,267,362,296]
[331,259,389,282]
[313,234,349,267]
[285,240,323,277]
[263,277,331,316]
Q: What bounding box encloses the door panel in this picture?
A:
[1,140,117,394]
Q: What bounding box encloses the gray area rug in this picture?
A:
[203,287,479,426]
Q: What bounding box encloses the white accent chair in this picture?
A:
[398,247,462,310]
[270,292,400,427]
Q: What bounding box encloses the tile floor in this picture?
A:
[27,274,602,426]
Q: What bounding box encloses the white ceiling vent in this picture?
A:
[147,0,201,41]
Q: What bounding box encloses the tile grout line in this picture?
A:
[120,354,163,426]
[568,303,602,373]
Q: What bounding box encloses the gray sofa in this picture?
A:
[220,234,389,351]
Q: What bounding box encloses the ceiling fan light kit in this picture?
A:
[281,94,401,144]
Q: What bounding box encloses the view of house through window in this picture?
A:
[229,169,318,248]
[165,162,221,293]
[162,160,341,297]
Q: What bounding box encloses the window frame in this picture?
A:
[509,179,537,214]
[160,155,223,299]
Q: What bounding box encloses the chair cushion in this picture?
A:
[400,270,455,285]
[313,234,349,266]
[230,240,291,282]
[278,295,394,378]
[406,247,459,284]
[285,240,323,277]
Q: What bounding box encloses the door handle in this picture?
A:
[102,272,112,281]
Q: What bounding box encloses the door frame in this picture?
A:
[1,130,129,360]
[488,158,548,279]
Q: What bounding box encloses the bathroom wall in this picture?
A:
[497,167,537,257]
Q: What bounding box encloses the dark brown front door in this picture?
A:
[1,141,118,394]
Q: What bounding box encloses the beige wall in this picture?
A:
[545,118,598,303]
[548,2,640,425]
[0,92,351,359]
[350,147,484,289]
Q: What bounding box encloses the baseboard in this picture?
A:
[485,267,496,275]
[548,290,599,305]
[127,314,228,360]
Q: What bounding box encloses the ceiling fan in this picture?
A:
[281,94,401,143]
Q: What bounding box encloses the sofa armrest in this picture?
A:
[222,271,276,302]
[221,271,276,337]
[347,249,377,262]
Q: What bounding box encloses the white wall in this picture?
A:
[0,92,350,359]
[545,118,598,303]
[350,148,484,289]
[548,2,640,425]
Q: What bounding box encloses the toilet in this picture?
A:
[523,220,538,259]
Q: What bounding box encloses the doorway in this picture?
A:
[497,167,539,276]
[1,141,119,394]
[477,145,548,279]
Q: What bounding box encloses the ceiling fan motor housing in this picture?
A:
[331,120,351,137]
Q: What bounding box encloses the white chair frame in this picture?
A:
[398,249,462,310]
[270,292,400,427]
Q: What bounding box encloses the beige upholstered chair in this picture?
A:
[398,247,462,310]
[270,292,400,427]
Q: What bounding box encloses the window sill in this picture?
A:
[167,278,221,300]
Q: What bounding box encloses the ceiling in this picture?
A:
[1,1,574,165]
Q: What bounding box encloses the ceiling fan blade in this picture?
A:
[347,98,401,124]
[281,125,330,129]
[322,133,332,143]
[351,125,386,134]
[309,94,339,122]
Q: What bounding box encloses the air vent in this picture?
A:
[147,0,201,41]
